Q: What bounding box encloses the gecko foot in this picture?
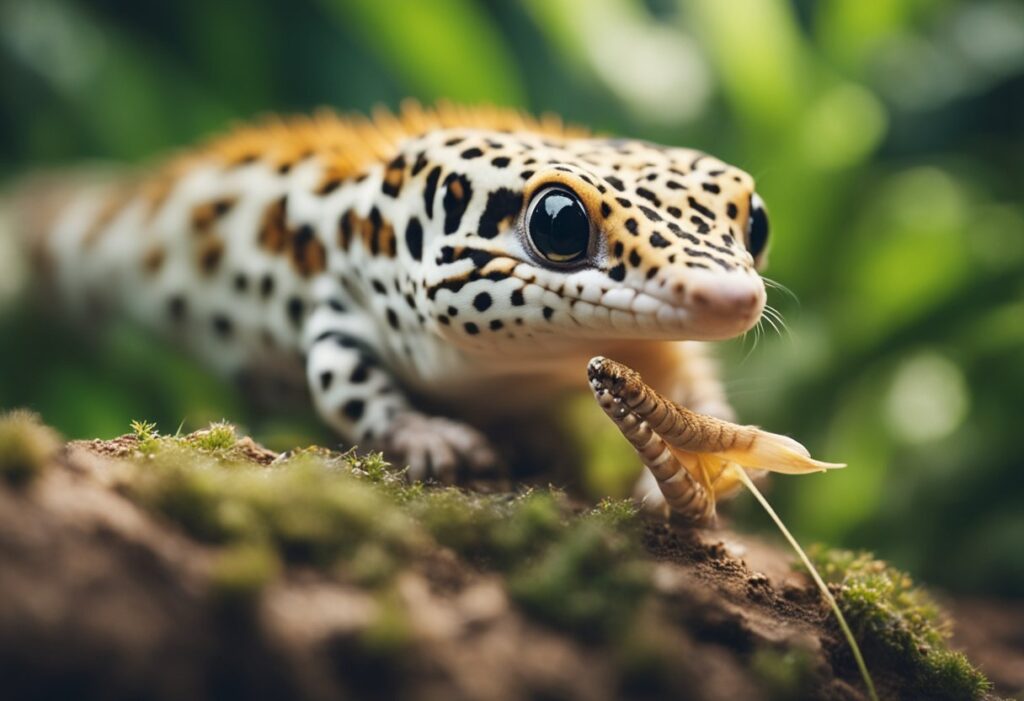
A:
[384,413,498,484]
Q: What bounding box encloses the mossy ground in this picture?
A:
[806,547,994,701]
[0,410,60,486]
[124,420,653,640]
[0,417,1003,701]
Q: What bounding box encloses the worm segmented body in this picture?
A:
[588,356,843,524]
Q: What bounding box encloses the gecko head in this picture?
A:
[413,130,768,349]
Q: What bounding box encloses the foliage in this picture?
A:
[1,0,1022,597]
[805,547,993,701]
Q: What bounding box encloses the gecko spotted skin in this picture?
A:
[25,102,770,509]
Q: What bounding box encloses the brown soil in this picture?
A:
[0,437,1018,701]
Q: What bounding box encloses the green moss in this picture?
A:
[0,410,61,486]
[805,547,992,700]
[210,542,280,604]
[508,512,650,639]
[751,646,817,701]
[360,587,412,654]
[191,421,238,451]
[116,422,657,641]
[126,422,424,574]
[591,497,641,528]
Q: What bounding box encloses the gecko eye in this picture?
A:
[746,193,770,263]
[526,186,591,266]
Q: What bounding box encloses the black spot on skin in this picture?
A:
[342,399,365,422]
[447,305,458,316]
[464,322,480,335]
[616,197,632,208]
[350,362,370,383]
[635,187,661,206]
[491,156,510,168]
[667,206,682,219]
[404,217,423,261]
[543,306,554,320]
[638,206,662,222]
[727,202,739,220]
[613,241,624,258]
[317,178,342,196]
[438,315,450,325]
[411,152,428,176]
[442,173,473,235]
[702,182,721,194]
[382,154,406,197]
[212,314,233,338]
[372,279,387,295]
[478,187,523,239]
[666,180,686,190]
[646,266,659,280]
[690,216,711,235]
[625,218,639,235]
[233,273,248,292]
[260,274,274,299]
[608,263,626,281]
[386,308,400,330]
[606,176,625,192]
[367,208,385,255]
[520,170,535,180]
[473,292,492,311]
[461,147,484,159]
[489,319,503,331]
[423,166,442,219]
[168,296,186,321]
[511,289,525,306]
[650,233,670,248]
[445,137,464,146]
[688,197,716,220]
[669,222,701,245]
[319,371,333,391]
[629,249,642,267]
[287,296,305,328]
[600,202,612,218]
[328,299,346,313]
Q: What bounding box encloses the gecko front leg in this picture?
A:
[303,299,495,483]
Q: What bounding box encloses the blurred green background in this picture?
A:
[1,0,1022,597]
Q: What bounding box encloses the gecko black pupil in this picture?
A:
[747,196,769,259]
[528,187,590,265]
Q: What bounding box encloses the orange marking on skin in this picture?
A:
[197,236,225,274]
[142,245,166,274]
[291,227,327,277]
[193,100,589,181]
[81,187,134,249]
[259,198,289,253]
[191,197,237,234]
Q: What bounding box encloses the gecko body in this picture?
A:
[21,102,770,505]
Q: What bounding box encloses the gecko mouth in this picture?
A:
[508,269,762,339]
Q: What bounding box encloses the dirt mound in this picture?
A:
[0,419,1013,701]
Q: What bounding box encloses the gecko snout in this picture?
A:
[666,270,766,338]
